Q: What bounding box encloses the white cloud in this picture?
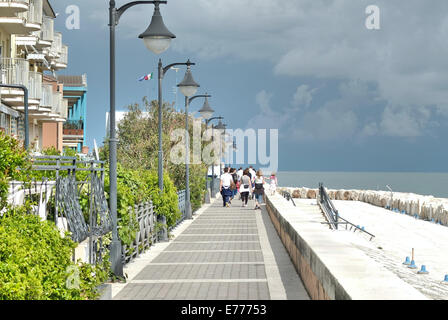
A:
[292,85,316,109]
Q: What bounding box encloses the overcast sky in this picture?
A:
[52,0,448,172]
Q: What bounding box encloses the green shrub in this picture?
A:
[102,164,180,246]
[0,207,108,300]
[0,132,29,210]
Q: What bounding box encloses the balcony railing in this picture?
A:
[53,91,62,115]
[50,31,62,56]
[57,45,68,65]
[0,0,30,12]
[63,120,84,136]
[17,0,42,25]
[40,15,53,41]
[28,71,42,100]
[0,58,29,87]
[41,83,53,107]
[0,0,30,3]
[64,120,83,130]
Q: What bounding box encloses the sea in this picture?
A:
[276,171,448,199]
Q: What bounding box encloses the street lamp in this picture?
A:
[214,120,227,176]
[202,115,223,200]
[108,0,174,277]
[183,93,211,219]
[138,1,176,54]
[157,59,199,195]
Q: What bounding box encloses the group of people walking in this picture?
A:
[219,166,278,210]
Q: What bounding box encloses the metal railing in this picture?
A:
[50,31,62,56]
[0,58,29,87]
[28,71,42,100]
[0,0,29,3]
[57,45,68,65]
[123,189,187,263]
[64,119,84,130]
[280,189,296,206]
[318,183,339,230]
[40,83,53,107]
[121,201,157,264]
[18,0,42,25]
[318,183,375,240]
[41,15,54,41]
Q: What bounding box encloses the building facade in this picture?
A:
[57,74,87,152]
[0,0,70,152]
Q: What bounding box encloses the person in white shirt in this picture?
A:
[248,166,256,199]
[220,167,234,207]
[237,167,243,180]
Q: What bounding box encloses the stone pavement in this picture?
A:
[112,196,310,300]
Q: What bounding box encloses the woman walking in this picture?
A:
[253,170,266,210]
[239,168,252,207]
[269,172,278,195]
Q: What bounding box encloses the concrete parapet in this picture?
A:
[265,194,428,300]
[278,187,448,226]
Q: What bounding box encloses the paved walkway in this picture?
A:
[112,196,309,300]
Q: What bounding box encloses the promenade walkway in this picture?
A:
[111,197,309,300]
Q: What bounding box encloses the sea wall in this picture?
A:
[264,194,428,300]
[277,187,448,226]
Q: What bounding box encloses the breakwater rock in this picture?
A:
[278,187,448,226]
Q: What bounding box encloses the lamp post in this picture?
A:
[214,120,227,176]
[202,116,223,199]
[108,0,175,277]
[154,59,200,195]
[184,93,211,219]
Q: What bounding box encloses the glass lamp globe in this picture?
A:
[139,4,176,55]
[177,65,200,97]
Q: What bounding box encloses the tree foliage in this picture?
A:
[101,97,208,212]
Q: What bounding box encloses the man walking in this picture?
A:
[220,167,234,207]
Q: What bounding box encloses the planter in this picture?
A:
[63,129,83,136]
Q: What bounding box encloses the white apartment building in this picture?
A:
[0,0,68,152]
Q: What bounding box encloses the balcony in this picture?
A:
[40,83,52,108]
[0,0,29,17]
[63,119,84,137]
[0,15,28,35]
[17,0,42,32]
[28,71,42,101]
[37,15,53,48]
[47,31,61,62]
[54,45,68,70]
[0,58,29,93]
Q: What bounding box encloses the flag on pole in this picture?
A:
[138,73,153,81]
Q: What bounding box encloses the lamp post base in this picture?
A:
[110,240,123,277]
[186,202,193,220]
[205,189,211,204]
[158,215,168,242]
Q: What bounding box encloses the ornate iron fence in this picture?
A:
[172,190,186,229]
[122,190,187,264]
[121,201,158,264]
[11,156,191,265]
[12,155,111,264]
